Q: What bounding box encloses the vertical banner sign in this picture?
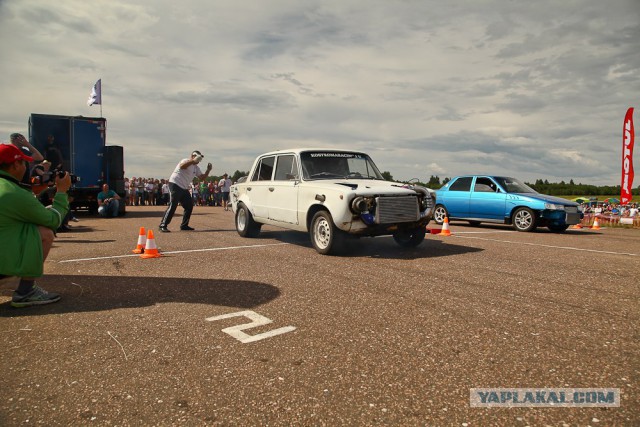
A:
[621,108,634,205]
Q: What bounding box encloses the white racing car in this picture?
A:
[231,149,436,255]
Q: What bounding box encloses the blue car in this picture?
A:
[434,176,582,232]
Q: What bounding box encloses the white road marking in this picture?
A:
[206,310,296,343]
[58,242,289,263]
[452,235,639,257]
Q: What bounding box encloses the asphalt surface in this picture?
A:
[1,205,638,426]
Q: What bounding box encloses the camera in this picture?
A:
[55,169,81,184]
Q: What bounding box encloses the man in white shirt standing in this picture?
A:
[219,173,232,211]
[159,151,212,232]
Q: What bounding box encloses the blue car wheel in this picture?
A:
[434,205,448,225]
[512,207,537,232]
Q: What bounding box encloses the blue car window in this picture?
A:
[474,177,497,192]
[449,177,472,191]
[493,177,536,194]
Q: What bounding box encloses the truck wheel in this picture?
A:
[310,210,344,255]
[236,203,261,237]
[393,227,426,248]
[512,207,537,232]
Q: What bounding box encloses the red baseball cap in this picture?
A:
[0,143,34,163]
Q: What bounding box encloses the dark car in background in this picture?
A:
[434,175,582,232]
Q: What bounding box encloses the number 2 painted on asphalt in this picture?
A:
[205,310,296,343]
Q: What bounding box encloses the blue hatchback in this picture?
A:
[434,176,582,232]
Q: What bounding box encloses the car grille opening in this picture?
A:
[374,196,419,224]
[564,206,578,213]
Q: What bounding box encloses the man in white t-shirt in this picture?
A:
[159,151,212,232]
[218,173,232,211]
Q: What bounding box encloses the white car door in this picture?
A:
[247,156,275,220]
[267,154,300,225]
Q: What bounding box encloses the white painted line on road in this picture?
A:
[453,235,639,257]
[58,242,289,263]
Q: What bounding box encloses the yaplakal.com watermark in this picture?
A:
[470,388,620,407]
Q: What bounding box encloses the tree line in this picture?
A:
[382,173,640,196]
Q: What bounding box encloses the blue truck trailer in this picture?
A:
[28,113,125,215]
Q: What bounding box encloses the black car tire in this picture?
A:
[548,224,569,233]
[236,203,261,237]
[433,205,448,225]
[393,227,426,248]
[310,210,345,255]
[512,207,537,232]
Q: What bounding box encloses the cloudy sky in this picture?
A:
[0,0,638,185]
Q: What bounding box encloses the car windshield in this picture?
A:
[493,177,537,194]
[300,151,384,180]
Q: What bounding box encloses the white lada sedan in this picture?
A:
[231,149,436,255]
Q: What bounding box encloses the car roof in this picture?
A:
[257,148,370,157]
[450,175,515,180]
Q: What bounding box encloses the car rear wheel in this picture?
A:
[236,203,261,237]
[512,207,537,232]
[393,227,426,248]
[310,210,344,255]
[433,205,448,225]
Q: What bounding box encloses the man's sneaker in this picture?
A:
[71,216,80,222]
[11,285,61,308]
[159,226,170,232]
[180,225,195,231]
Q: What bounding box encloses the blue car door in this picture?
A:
[468,176,507,220]
[443,176,472,217]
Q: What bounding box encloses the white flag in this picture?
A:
[87,79,102,106]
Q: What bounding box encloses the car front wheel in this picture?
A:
[433,205,448,225]
[236,203,261,237]
[310,210,344,255]
[393,227,426,248]
[512,207,537,232]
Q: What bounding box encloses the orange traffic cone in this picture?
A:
[140,230,162,258]
[591,217,601,230]
[132,227,146,253]
[439,217,452,236]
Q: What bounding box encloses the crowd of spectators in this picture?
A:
[123,176,231,207]
[581,202,639,217]
[579,201,640,226]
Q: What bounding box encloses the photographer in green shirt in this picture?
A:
[0,144,71,307]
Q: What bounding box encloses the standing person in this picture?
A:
[10,133,43,189]
[128,177,136,206]
[200,179,209,206]
[135,177,144,206]
[0,144,71,307]
[97,184,121,217]
[159,151,212,232]
[213,179,220,206]
[190,180,200,206]
[124,177,131,206]
[219,173,231,211]
[44,135,64,170]
[145,178,155,206]
[161,179,170,205]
